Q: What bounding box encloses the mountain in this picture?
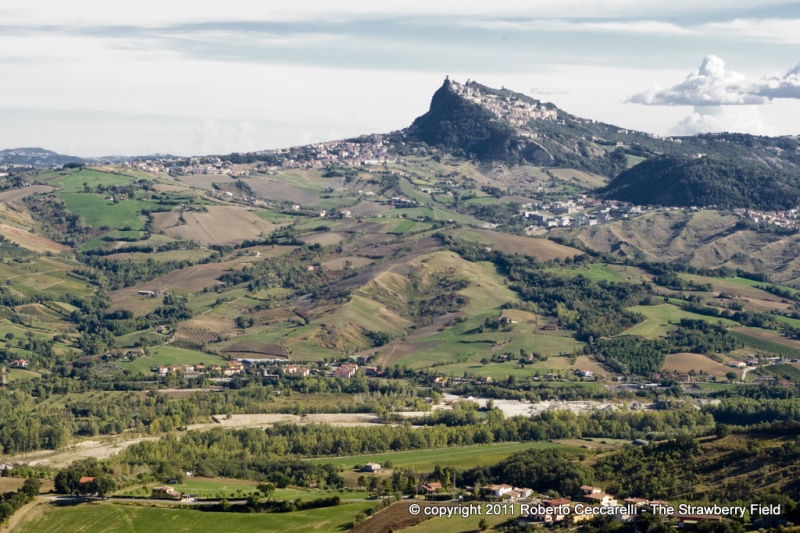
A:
[406,78,800,189]
[0,147,84,167]
[407,78,555,165]
[601,154,800,210]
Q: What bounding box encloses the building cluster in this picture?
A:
[516,485,708,528]
[519,197,646,230]
[447,78,558,127]
[734,207,800,229]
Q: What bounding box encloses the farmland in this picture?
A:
[308,441,581,472]
[662,352,739,379]
[116,346,226,375]
[620,304,738,338]
[12,501,375,533]
[58,193,155,230]
[159,206,279,245]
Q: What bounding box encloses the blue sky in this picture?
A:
[2,0,800,156]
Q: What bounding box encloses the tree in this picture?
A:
[725,371,738,382]
[480,358,490,366]
[257,482,275,499]
[21,477,41,498]
[478,518,488,531]
[89,475,116,497]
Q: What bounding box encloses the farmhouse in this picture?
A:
[11,359,29,368]
[584,492,618,506]
[152,485,185,500]
[361,462,382,473]
[419,482,442,494]
[333,364,358,379]
[575,369,594,378]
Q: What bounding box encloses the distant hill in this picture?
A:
[601,155,800,210]
[0,147,83,167]
[406,79,555,165]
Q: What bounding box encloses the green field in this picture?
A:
[51,169,136,191]
[729,330,800,359]
[80,230,146,251]
[116,477,370,501]
[308,442,581,472]
[555,263,648,283]
[382,207,483,226]
[256,210,296,222]
[763,363,800,381]
[117,346,227,375]
[313,198,359,210]
[14,501,375,533]
[58,193,161,230]
[621,304,738,338]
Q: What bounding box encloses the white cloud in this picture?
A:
[627,56,800,107]
[700,18,800,45]
[669,106,774,136]
[0,1,775,26]
[750,63,800,99]
[626,55,767,106]
[461,19,689,35]
[529,87,569,95]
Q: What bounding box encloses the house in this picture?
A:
[584,492,618,507]
[184,371,201,380]
[361,462,382,473]
[624,498,649,507]
[224,360,244,376]
[333,364,358,379]
[433,376,448,386]
[79,476,95,484]
[542,323,559,332]
[580,485,604,495]
[477,376,494,383]
[155,366,169,376]
[487,484,514,497]
[652,373,662,380]
[766,357,781,364]
[528,499,571,523]
[778,378,792,386]
[419,482,442,494]
[11,359,29,368]
[544,373,558,381]
[182,365,195,373]
[727,361,746,368]
[678,374,692,382]
[363,366,380,376]
[152,485,185,500]
[0,462,14,471]
[575,369,594,378]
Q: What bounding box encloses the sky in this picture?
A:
[2,1,800,157]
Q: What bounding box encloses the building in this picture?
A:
[419,482,442,494]
[361,462,382,473]
[632,439,649,446]
[152,485,185,500]
[0,462,14,471]
[487,484,514,497]
[528,499,571,523]
[333,364,358,379]
[584,492,618,506]
[11,359,29,368]
[580,486,604,495]
[575,369,594,378]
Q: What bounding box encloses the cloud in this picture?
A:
[750,63,800,99]
[700,18,800,45]
[626,55,767,106]
[669,106,774,136]
[529,87,568,95]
